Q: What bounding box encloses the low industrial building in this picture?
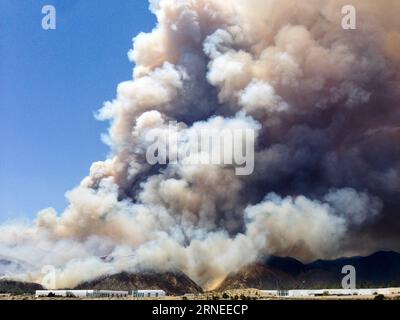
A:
[131,290,166,298]
[261,288,400,298]
[36,289,167,298]
[35,290,128,298]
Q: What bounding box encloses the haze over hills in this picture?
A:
[1,251,399,295]
[0,255,30,276]
[217,251,400,291]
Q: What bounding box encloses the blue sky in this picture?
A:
[0,0,155,221]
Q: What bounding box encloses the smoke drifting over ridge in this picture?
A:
[1,0,400,289]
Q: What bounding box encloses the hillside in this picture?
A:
[217,251,400,291]
[74,270,203,295]
[0,280,43,295]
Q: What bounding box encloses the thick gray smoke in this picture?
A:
[1,0,399,289]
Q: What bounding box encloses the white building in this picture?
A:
[35,290,128,298]
[131,290,166,298]
[261,288,399,298]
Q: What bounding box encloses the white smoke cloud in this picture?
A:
[1,0,399,289]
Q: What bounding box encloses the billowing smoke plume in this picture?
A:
[1,0,399,289]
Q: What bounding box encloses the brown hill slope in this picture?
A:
[217,251,400,291]
[74,270,203,295]
[0,280,43,295]
[217,263,297,291]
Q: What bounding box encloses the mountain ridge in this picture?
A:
[74,270,203,295]
[1,251,399,295]
[217,251,400,291]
